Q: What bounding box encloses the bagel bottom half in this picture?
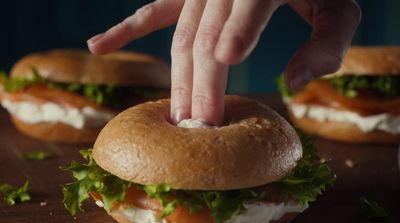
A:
[11,116,99,143]
[288,110,400,144]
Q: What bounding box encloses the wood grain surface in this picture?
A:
[0,94,399,223]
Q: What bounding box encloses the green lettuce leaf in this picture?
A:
[360,197,389,220]
[0,69,116,104]
[22,151,52,161]
[1,68,46,92]
[62,131,335,222]
[0,69,139,106]
[329,75,400,98]
[273,129,336,206]
[61,149,131,215]
[277,73,296,98]
[141,185,264,223]
[277,72,400,99]
[1,69,164,107]
[0,71,8,85]
[189,189,263,223]
[0,181,31,205]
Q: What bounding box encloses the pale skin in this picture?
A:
[87,0,361,126]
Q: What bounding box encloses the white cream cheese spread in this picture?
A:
[119,206,168,223]
[288,101,400,134]
[177,119,213,129]
[226,201,306,223]
[1,100,114,129]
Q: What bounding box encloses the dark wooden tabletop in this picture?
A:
[0,94,399,223]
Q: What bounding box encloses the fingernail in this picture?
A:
[172,109,190,125]
[289,67,314,91]
[87,33,105,45]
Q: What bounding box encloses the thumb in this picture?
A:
[285,0,361,90]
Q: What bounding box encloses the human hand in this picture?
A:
[87,0,361,126]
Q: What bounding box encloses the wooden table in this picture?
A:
[0,94,399,223]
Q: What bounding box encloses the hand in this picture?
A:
[87,0,361,126]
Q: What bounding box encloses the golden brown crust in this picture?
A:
[93,95,303,190]
[288,110,400,144]
[10,49,170,87]
[11,116,100,144]
[334,46,400,76]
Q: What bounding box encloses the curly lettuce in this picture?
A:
[272,130,336,205]
[0,69,118,105]
[0,181,31,205]
[276,73,400,99]
[329,75,400,98]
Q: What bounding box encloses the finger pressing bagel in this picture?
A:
[190,0,232,126]
[170,0,207,124]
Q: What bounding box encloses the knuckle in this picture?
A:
[171,86,191,98]
[135,4,156,20]
[219,20,257,59]
[326,1,361,27]
[171,24,196,54]
[320,48,343,73]
[132,4,157,29]
[220,49,244,64]
[193,25,220,53]
[111,21,134,38]
[225,19,254,40]
[192,94,218,110]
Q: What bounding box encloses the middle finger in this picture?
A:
[191,0,233,125]
[170,0,207,124]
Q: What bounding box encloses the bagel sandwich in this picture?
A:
[279,46,400,144]
[62,96,335,223]
[0,49,170,143]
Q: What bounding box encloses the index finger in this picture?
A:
[88,0,184,55]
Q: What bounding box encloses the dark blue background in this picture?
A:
[0,0,399,93]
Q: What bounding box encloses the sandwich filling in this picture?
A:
[62,131,335,223]
[94,200,306,223]
[278,74,400,134]
[0,70,163,129]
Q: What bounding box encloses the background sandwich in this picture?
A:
[0,49,170,143]
[62,96,335,223]
[280,46,400,144]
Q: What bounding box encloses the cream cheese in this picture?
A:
[116,201,306,223]
[95,200,104,208]
[225,201,306,223]
[118,205,167,223]
[177,119,213,129]
[1,100,115,129]
[288,102,400,134]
